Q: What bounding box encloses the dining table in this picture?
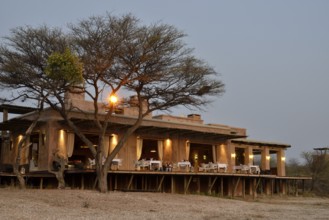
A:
[149,160,162,170]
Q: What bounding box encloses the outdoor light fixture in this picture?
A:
[281,157,286,161]
[249,154,254,159]
[266,156,270,160]
[231,153,236,158]
[109,94,118,104]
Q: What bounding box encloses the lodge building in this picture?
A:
[0,93,310,197]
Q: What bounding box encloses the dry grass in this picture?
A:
[0,188,328,220]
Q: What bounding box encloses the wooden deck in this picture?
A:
[0,170,311,198]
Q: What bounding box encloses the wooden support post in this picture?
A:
[157,175,165,192]
[72,175,75,188]
[229,178,234,198]
[242,178,245,199]
[220,177,224,197]
[127,175,134,190]
[93,177,98,189]
[81,174,84,190]
[233,177,241,197]
[208,177,218,195]
[295,180,298,197]
[252,178,257,200]
[109,174,112,191]
[141,175,144,190]
[39,178,43,189]
[256,178,261,191]
[197,177,200,194]
[171,175,175,194]
[184,176,192,194]
[144,176,148,190]
[114,175,117,190]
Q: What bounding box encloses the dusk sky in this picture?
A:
[1,0,328,161]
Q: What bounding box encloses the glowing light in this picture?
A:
[231,153,236,158]
[18,135,23,142]
[59,130,65,141]
[111,134,118,146]
[109,94,118,104]
[281,157,286,161]
[249,154,254,159]
[266,156,271,160]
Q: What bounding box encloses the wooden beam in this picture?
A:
[233,177,241,197]
[220,177,224,197]
[208,176,218,194]
[184,176,193,194]
[114,175,118,190]
[252,178,257,199]
[127,174,134,190]
[39,178,43,189]
[157,175,165,192]
[81,174,84,190]
[242,178,245,199]
[171,175,175,194]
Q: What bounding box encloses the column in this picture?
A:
[245,146,253,165]
[277,149,286,176]
[261,146,270,173]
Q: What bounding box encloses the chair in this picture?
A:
[111,159,122,170]
[199,163,210,172]
[88,158,96,168]
[241,164,250,173]
[209,162,218,172]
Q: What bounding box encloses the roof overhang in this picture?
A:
[232,138,291,148]
[0,104,37,114]
[1,107,247,142]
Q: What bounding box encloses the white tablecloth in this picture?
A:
[149,160,162,170]
[177,161,191,168]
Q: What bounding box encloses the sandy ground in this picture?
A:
[0,189,328,220]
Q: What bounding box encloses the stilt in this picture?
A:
[39,178,43,189]
[208,177,218,195]
[157,175,165,192]
[220,177,224,197]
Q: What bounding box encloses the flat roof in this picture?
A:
[232,138,291,148]
[0,104,36,114]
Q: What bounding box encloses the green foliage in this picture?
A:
[45,48,83,85]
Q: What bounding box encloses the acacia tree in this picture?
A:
[68,14,224,192]
[0,14,225,193]
[0,26,83,188]
[302,149,329,195]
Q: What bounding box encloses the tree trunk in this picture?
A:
[14,114,39,189]
[98,167,108,193]
[13,141,26,189]
[56,158,67,189]
[48,155,67,189]
[13,166,26,189]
